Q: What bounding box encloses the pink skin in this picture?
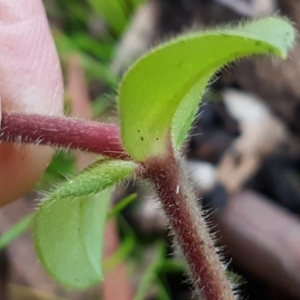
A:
[0,0,63,205]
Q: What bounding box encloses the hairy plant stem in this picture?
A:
[0,112,128,159]
[144,153,235,300]
[1,111,235,298]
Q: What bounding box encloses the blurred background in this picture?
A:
[2,0,300,299]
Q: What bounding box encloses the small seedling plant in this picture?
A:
[0,17,295,299]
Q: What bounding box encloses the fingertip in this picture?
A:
[0,0,63,206]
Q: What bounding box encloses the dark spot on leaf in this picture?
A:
[254,41,262,47]
[137,130,140,133]
[177,61,184,68]
[140,136,144,141]
[156,138,159,140]
[268,48,275,54]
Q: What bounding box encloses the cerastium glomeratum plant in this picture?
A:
[0,17,295,299]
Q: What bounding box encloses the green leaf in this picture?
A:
[35,192,111,289]
[129,0,144,9]
[71,33,114,61]
[48,159,137,199]
[34,159,137,289]
[88,0,128,36]
[118,17,295,161]
[36,150,75,191]
[53,29,118,87]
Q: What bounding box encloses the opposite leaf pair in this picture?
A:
[34,16,295,295]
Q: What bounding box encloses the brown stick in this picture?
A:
[216,190,300,298]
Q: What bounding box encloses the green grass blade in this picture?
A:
[155,278,171,300]
[52,29,118,87]
[0,214,33,250]
[104,216,136,271]
[134,243,166,300]
[88,0,128,36]
[118,17,295,161]
[107,193,137,220]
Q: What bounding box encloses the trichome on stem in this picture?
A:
[0,16,295,300]
[0,111,236,299]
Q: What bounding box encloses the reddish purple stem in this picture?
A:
[1,111,235,298]
[0,112,129,159]
[144,152,235,300]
